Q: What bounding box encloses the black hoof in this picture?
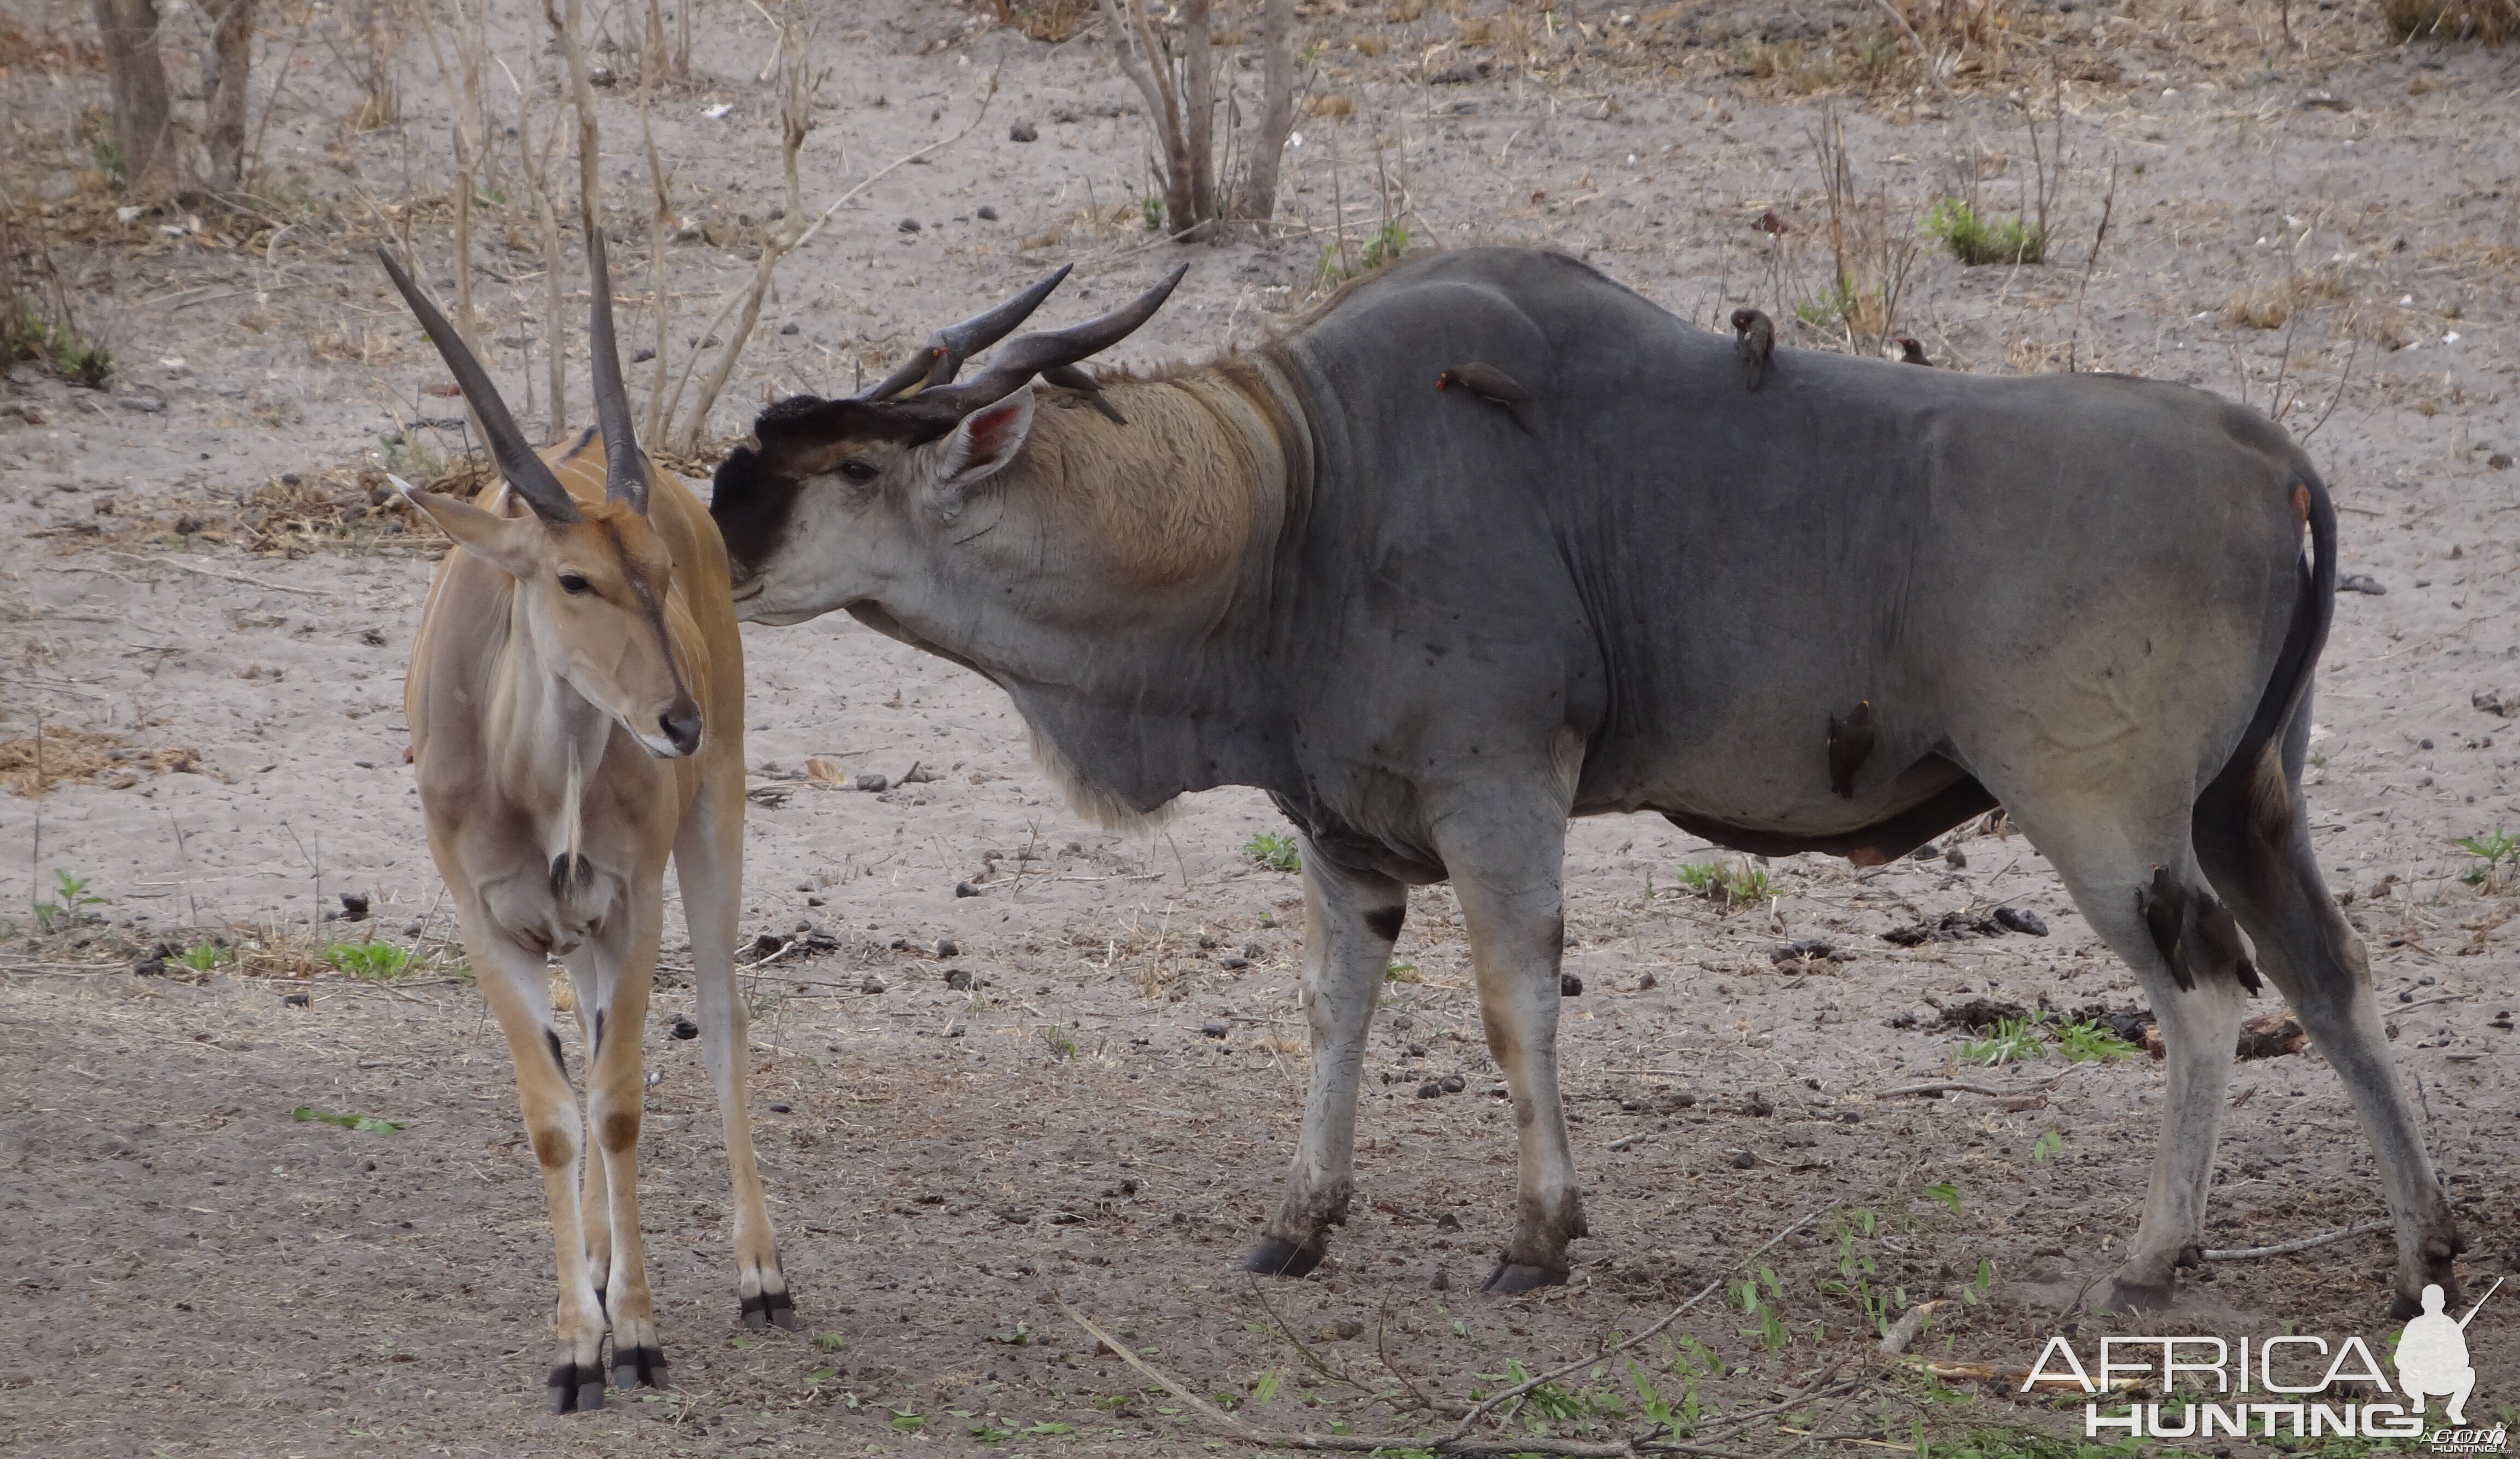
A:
[547,1363,606,1413]
[2386,1289,2424,1322]
[611,1344,669,1391]
[1244,1235,1326,1278]
[1481,1262,1568,1295]
[740,1287,797,1332]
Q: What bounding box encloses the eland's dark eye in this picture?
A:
[838,459,879,483]
[558,572,593,595]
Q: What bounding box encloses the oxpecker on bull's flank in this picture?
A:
[715,248,2461,1317]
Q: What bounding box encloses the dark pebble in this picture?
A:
[1219,956,1249,970]
[1744,1091,1774,1116]
[1436,1212,1462,1230]
[768,1102,791,1114]
[1560,973,1583,996]
[131,955,167,976]
[1729,1150,1758,1169]
[1431,1267,1450,1291]
[1839,1110,1861,1123]
[1439,1074,1466,1094]
[1911,842,1941,861]
[954,881,981,898]
[283,992,311,1008]
[748,933,786,958]
[1008,121,1038,142]
[1770,939,1838,964]
[1197,934,1218,949]
[632,346,656,363]
[1638,971,1657,990]
[860,976,886,994]
[2419,737,2434,749]
[937,938,960,958]
[977,205,999,220]
[779,322,800,335]
[855,772,888,792]
[898,218,923,232]
[1200,1020,1229,1038]
[670,1017,699,1040]
[944,968,973,991]
[338,892,370,921]
[2337,574,2387,595]
[2489,452,2512,470]
[1418,1079,1443,1098]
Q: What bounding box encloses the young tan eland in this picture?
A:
[382,224,793,1413]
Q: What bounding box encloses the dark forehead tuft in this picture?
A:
[752,394,938,450]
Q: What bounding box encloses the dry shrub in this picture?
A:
[2383,0,2517,41]
[995,0,1094,41]
[0,724,214,797]
[2226,266,2353,330]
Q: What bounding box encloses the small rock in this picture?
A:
[632,346,656,364]
[1744,1091,1774,1117]
[1560,973,1583,997]
[1729,1150,1758,1169]
[1197,934,1218,949]
[854,772,888,792]
[1637,971,1657,990]
[977,205,999,220]
[860,976,886,995]
[2419,737,2435,750]
[944,968,973,991]
[2337,573,2387,595]
[1430,59,1490,83]
[1219,955,1249,970]
[898,218,923,232]
[2474,689,2514,718]
[2489,452,2512,470]
[1417,1078,1444,1098]
[131,954,167,976]
[937,938,960,958]
[117,395,167,413]
[954,881,981,898]
[1200,1020,1229,1038]
[768,1102,791,1113]
[338,892,370,922]
[1992,906,2049,937]
[670,1016,699,1040]
[1911,841,1941,861]
[779,322,800,335]
[282,992,311,1008]
[1439,1074,1466,1094]
[1437,1212,1462,1230]
[1770,939,1838,965]
[1009,121,1038,142]
[1838,1110,1860,1124]
[1430,1266,1450,1291]
[1944,844,1968,869]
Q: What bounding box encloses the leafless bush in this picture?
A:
[2383,0,2517,41]
[1096,0,1298,237]
[1807,105,1916,356]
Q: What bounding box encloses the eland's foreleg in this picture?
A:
[1431,795,1584,1294]
[469,927,610,1412]
[584,898,666,1391]
[1249,846,1407,1277]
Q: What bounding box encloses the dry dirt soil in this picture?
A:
[3,0,2517,1455]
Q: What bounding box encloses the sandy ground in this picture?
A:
[3,0,2517,1454]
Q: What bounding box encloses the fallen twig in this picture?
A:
[103,551,337,597]
[2201,1219,2389,1262]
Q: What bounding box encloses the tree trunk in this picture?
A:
[1231,0,1296,224]
[1182,0,1215,235]
[91,0,176,195]
[203,0,257,197]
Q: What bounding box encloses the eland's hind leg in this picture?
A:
[1983,790,2249,1311]
[674,785,793,1329]
[1249,843,1407,1277]
[2192,704,2460,1317]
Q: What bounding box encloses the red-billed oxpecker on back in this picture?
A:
[382,225,790,1413]
[706,248,2461,1318]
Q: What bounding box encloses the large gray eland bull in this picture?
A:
[707,248,2461,1314]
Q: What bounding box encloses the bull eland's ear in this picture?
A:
[390,473,545,581]
[925,383,1036,521]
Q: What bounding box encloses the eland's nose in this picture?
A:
[660,706,703,757]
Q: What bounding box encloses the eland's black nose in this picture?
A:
[661,706,703,757]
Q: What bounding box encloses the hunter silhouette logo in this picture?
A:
[2025,1275,2505,1449]
[2399,1278,2500,1430]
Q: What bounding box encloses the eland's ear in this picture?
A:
[391,474,546,581]
[927,383,1036,520]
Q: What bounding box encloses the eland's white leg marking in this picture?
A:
[1251,848,1406,1276]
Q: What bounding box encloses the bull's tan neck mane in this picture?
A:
[1007,354,1303,592]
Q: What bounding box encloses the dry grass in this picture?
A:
[2383,0,2518,40]
[2225,266,2355,330]
[0,723,217,797]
